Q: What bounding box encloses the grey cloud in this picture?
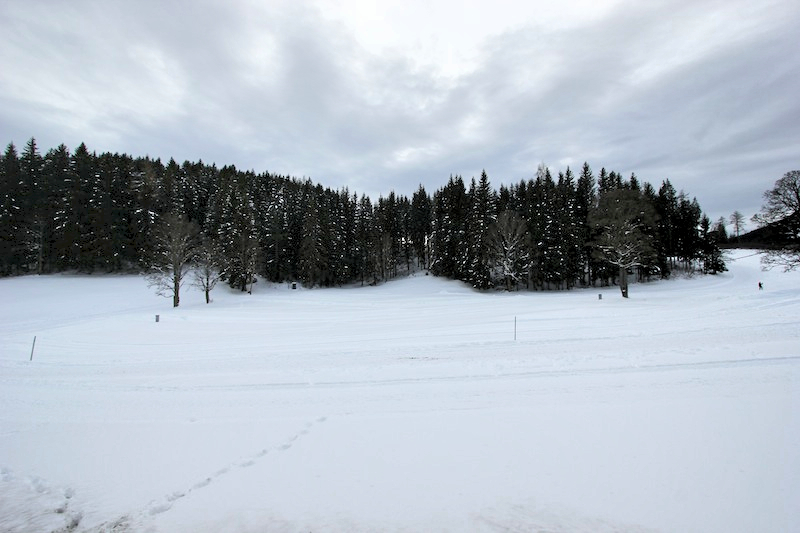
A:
[1,0,797,222]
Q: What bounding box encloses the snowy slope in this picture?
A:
[0,251,798,532]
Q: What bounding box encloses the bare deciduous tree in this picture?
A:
[729,210,745,239]
[755,170,800,271]
[192,239,222,304]
[146,213,200,307]
[589,189,657,298]
[487,210,529,291]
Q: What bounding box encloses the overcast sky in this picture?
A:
[1,0,798,225]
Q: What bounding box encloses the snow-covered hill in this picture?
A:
[1,251,798,532]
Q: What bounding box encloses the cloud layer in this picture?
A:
[1,0,798,222]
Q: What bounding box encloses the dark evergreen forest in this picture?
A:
[0,138,727,292]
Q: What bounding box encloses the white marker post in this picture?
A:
[30,336,36,361]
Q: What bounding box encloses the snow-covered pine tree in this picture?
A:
[209,166,259,292]
[19,138,45,273]
[410,185,432,269]
[674,194,702,271]
[700,215,727,274]
[354,194,376,285]
[556,167,584,289]
[654,180,678,275]
[67,143,97,271]
[465,170,496,289]
[0,143,22,275]
[430,176,468,280]
[297,183,327,287]
[39,144,72,273]
[128,157,162,270]
[575,162,596,286]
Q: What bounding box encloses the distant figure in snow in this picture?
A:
[758,282,763,290]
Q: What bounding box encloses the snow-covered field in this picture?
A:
[1,251,798,533]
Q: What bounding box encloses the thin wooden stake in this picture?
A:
[30,336,36,361]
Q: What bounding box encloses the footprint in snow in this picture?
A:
[148,501,172,515]
[166,491,185,502]
[193,478,212,490]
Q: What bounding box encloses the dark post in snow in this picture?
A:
[29,336,36,361]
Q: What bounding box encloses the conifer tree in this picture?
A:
[410,185,432,269]
[430,176,468,280]
[298,184,327,287]
[129,157,161,269]
[19,138,45,273]
[700,215,727,274]
[654,180,678,276]
[354,194,376,284]
[556,167,583,288]
[40,144,71,273]
[68,143,96,271]
[575,162,596,285]
[714,217,728,243]
[0,143,22,275]
[209,166,259,291]
[465,171,496,289]
[675,194,702,270]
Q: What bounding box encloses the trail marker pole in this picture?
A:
[29,336,36,361]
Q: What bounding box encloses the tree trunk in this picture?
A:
[619,266,629,298]
[173,271,180,307]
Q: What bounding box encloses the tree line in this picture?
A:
[0,138,727,302]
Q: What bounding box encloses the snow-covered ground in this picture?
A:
[1,251,798,532]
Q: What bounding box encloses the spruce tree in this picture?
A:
[354,194,376,284]
[465,171,496,289]
[700,215,727,274]
[41,144,71,273]
[19,139,45,273]
[430,176,467,280]
[575,163,596,286]
[297,183,327,287]
[410,185,432,269]
[0,143,22,275]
